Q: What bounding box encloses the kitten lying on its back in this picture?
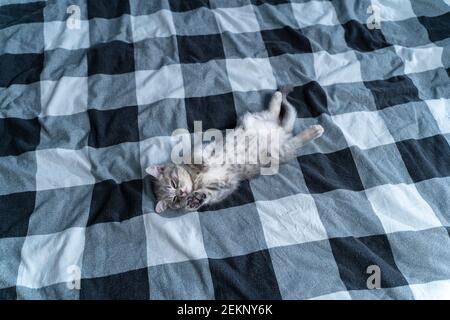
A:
[147,88,324,213]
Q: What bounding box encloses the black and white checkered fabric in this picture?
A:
[1,0,450,300]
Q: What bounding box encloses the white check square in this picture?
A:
[314,51,362,86]
[256,193,328,248]
[213,5,260,33]
[394,45,443,75]
[143,212,207,266]
[371,0,416,22]
[410,280,450,300]
[40,77,88,116]
[332,111,395,149]
[366,183,442,234]
[226,57,277,92]
[135,64,185,105]
[291,1,339,27]
[426,99,450,134]
[17,227,85,288]
[131,10,176,42]
[44,20,89,51]
[36,148,94,191]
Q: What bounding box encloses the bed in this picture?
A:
[1,0,450,299]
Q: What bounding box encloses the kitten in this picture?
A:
[147,88,324,213]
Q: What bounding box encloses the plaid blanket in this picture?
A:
[1,0,450,300]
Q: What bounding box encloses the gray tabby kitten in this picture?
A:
[147,88,324,213]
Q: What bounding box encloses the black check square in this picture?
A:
[342,20,391,52]
[329,235,408,290]
[87,41,135,76]
[169,0,209,12]
[185,92,237,132]
[287,81,328,118]
[252,0,290,5]
[261,26,312,57]
[0,287,17,300]
[177,34,225,64]
[418,12,450,43]
[87,179,143,226]
[80,268,149,299]
[396,135,450,183]
[0,53,43,87]
[0,1,44,29]
[298,148,364,194]
[0,191,35,238]
[88,106,139,148]
[364,75,421,109]
[199,180,255,212]
[0,117,40,157]
[87,0,130,19]
[208,250,282,299]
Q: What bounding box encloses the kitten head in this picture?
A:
[146,164,194,213]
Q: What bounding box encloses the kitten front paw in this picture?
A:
[186,192,206,209]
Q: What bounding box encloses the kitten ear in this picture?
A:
[155,201,168,213]
[146,165,164,178]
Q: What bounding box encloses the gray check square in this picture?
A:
[270,241,346,299]
[253,3,298,30]
[301,24,350,54]
[1,23,44,54]
[173,7,219,35]
[89,15,133,46]
[82,216,148,279]
[0,237,25,289]
[88,73,137,110]
[313,188,385,238]
[380,101,441,141]
[41,48,88,81]
[415,177,450,227]
[149,259,214,299]
[351,143,413,189]
[199,203,267,258]
[28,185,92,235]
[356,46,405,82]
[88,142,141,183]
[181,60,232,98]
[389,228,450,284]
[134,36,179,71]
[38,112,90,150]
[0,83,41,119]
[250,159,309,201]
[138,98,187,139]
[269,52,316,86]
[221,31,268,59]
[0,152,37,196]
[408,68,450,100]
[381,19,431,47]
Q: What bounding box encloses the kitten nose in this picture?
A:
[178,189,187,196]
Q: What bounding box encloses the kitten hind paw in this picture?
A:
[308,125,324,139]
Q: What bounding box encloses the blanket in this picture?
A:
[1,0,450,299]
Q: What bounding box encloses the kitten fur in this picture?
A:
[147,88,324,213]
